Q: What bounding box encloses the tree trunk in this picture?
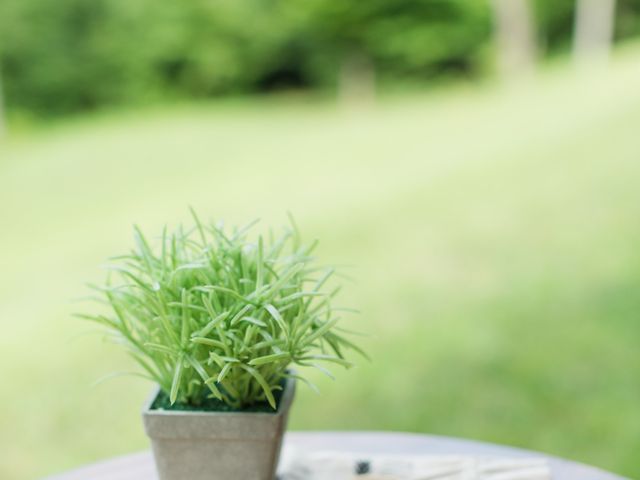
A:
[574,0,617,65]
[490,0,537,78]
[338,49,375,107]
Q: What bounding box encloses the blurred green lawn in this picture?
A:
[2,47,640,480]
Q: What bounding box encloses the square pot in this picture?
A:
[142,378,295,480]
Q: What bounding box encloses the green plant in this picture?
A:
[81,211,363,409]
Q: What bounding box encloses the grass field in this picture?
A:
[2,48,640,479]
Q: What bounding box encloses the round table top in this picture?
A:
[46,431,626,480]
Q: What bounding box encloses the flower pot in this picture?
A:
[142,377,295,480]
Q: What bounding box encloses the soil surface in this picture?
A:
[151,382,286,413]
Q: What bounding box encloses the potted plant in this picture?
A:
[81,211,362,480]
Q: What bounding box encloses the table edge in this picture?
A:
[44,430,629,480]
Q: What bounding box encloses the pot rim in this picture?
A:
[142,375,296,418]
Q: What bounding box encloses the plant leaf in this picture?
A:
[240,365,276,409]
[248,352,290,366]
[170,357,184,404]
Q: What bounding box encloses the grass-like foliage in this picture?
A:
[81,211,362,409]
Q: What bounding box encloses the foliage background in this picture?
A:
[2,0,640,117]
[1,1,640,480]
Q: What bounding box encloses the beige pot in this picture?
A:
[142,378,295,480]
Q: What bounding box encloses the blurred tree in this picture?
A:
[1,0,640,118]
[616,0,640,38]
[535,0,640,57]
[574,0,617,64]
[305,0,491,92]
[0,0,308,114]
[490,0,537,77]
[0,0,493,116]
[534,0,574,53]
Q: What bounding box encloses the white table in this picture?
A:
[47,431,627,479]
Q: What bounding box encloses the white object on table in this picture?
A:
[278,450,551,480]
